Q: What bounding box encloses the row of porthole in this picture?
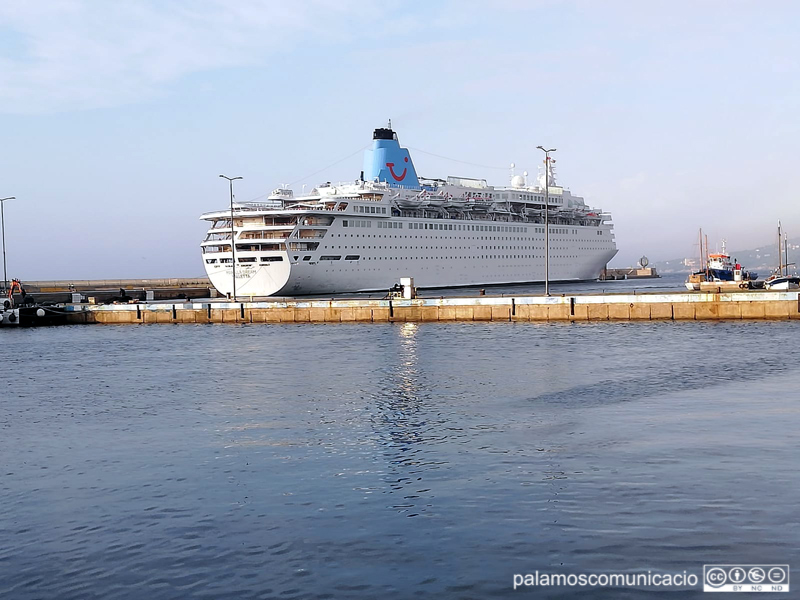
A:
[335,234,605,241]
[322,245,594,250]
[311,255,583,261]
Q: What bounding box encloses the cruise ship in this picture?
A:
[200,125,617,296]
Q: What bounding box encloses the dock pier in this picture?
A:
[61,290,800,324]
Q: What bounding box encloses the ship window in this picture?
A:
[344,255,360,261]
[320,255,341,260]
[238,257,257,263]
[303,256,311,261]
[343,220,348,227]
[260,256,284,262]
[205,259,217,264]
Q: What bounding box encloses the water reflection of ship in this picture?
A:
[374,323,425,449]
[371,323,439,517]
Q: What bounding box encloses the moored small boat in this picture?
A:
[764,275,800,290]
[763,221,798,290]
[1,279,69,327]
[685,236,757,290]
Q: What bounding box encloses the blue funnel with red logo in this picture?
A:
[363,126,420,189]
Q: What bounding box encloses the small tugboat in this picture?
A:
[1,279,69,327]
[685,234,757,290]
[764,222,799,290]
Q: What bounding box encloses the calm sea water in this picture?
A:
[2,320,798,599]
[305,272,687,300]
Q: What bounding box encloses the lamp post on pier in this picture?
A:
[219,175,242,302]
[1,196,16,294]
[536,147,556,296]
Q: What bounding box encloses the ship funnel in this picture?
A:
[362,126,420,188]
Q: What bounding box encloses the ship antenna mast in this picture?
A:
[549,158,558,186]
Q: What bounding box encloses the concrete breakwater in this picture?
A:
[18,278,213,305]
[63,290,800,324]
[22,277,211,292]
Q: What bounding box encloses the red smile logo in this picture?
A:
[386,156,408,181]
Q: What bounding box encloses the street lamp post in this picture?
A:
[1,196,16,294]
[536,147,556,296]
[219,175,242,302]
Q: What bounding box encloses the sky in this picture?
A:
[1,0,799,279]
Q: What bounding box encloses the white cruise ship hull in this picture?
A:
[206,218,617,297]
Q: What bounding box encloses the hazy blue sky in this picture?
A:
[1,0,799,279]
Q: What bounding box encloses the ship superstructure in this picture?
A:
[200,126,617,296]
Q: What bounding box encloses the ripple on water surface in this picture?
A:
[1,320,799,599]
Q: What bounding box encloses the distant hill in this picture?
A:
[652,237,800,275]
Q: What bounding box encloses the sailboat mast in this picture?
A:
[785,231,789,276]
[698,228,703,270]
[778,221,783,276]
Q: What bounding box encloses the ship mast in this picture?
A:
[778,221,783,276]
[697,228,703,270]
[785,229,790,276]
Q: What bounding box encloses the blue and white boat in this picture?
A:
[706,245,756,282]
[685,240,757,290]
